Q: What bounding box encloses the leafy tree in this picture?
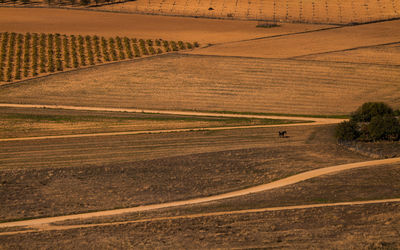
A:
[335,102,400,142]
[351,102,394,122]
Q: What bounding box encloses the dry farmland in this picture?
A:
[95,0,400,24]
[0,31,197,83]
[0,6,400,249]
[1,54,399,115]
[190,19,400,58]
[0,8,332,44]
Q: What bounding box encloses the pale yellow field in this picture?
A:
[0,8,331,44]
[96,0,400,24]
[1,54,399,115]
[188,19,400,58]
[298,42,400,65]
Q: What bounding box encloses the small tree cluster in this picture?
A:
[23,33,31,77]
[71,35,79,68]
[0,32,9,81]
[336,102,400,142]
[39,33,47,73]
[32,33,38,76]
[14,34,23,80]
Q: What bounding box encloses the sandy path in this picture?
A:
[0,103,344,122]
[0,157,399,229]
[0,103,344,141]
[2,198,399,236]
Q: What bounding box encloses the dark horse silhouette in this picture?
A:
[279,131,287,138]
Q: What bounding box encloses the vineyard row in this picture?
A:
[0,32,199,83]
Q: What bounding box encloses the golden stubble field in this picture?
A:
[1,54,399,115]
[189,19,400,58]
[95,0,400,24]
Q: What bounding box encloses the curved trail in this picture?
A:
[1,157,399,230]
[2,198,399,236]
[0,103,344,123]
[0,103,344,142]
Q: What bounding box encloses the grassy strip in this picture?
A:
[187,109,350,119]
[0,111,302,124]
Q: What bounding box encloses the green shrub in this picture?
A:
[23,33,31,77]
[368,114,400,141]
[101,37,110,62]
[351,102,394,122]
[335,120,359,142]
[93,36,102,63]
[63,35,71,68]
[31,33,39,76]
[335,102,400,142]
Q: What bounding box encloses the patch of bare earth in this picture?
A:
[1,203,399,249]
[0,125,370,221]
[54,162,400,226]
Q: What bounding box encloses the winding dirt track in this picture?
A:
[2,198,400,236]
[0,103,344,142]
[1,157,399,230]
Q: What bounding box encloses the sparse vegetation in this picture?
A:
[0,32,198,83]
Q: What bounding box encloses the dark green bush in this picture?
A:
[351,102,394,122]
[368,114,400,141]
[336,102,400,142]
[335,120,359,142]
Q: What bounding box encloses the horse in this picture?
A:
[279,131,287,138]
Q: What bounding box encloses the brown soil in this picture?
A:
[0,125,370,221]
[52,162,400,226]
[0,8,331,44]
[1,54,399,115]
[189,20,400,58]
[1,202,399,248]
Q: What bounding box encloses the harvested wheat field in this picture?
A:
[0,4,400,249]
[189,19,400,58]
[0,8,332,44]
[95,0,400,24]
[1,54,399,115]
[298,42,400,65]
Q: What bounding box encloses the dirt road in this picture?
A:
[0,103,344,141]
[0,157,398,230]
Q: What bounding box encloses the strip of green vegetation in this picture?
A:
[188,109,350,119]
[0,112,303,125]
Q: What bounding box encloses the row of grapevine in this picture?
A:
[0,32,199,83]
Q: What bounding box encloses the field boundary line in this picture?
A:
[0,103,345,122]
[0,157,399,229]
[288,41,400,60]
